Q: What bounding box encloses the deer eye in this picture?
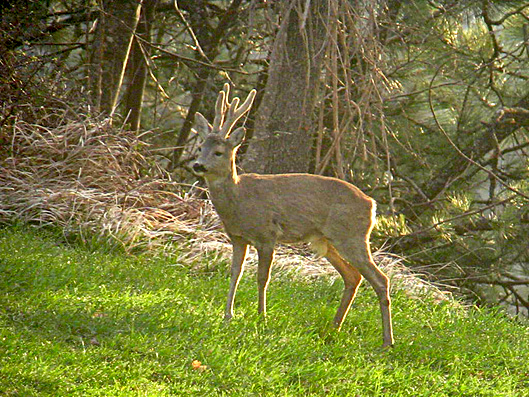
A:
[214,151,224,157]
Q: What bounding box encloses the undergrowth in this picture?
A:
[1,226,529,396]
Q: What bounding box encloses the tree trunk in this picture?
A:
[88,0,142,117]
[242,0,328,174]
[123,0,158,131]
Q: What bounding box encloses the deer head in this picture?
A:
[192,84,256,181]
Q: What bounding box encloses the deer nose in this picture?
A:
[193,163,207,174]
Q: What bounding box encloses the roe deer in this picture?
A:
[191,83,394,347]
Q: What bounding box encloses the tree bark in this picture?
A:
[242,0,329,174]
[123,0,158,131]
[88,0,142,117]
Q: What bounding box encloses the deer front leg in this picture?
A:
[225,238,248,321]
[256,245,275,317]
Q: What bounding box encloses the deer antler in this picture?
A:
[214,84,256,137]
[212,83,230,132]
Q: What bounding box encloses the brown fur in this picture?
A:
[192,84,394,347]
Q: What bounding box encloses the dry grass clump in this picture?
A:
[0,116,206,251]
[0,115,448,301]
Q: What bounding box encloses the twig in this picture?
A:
[173,0,208,61]
[427,60,529,200]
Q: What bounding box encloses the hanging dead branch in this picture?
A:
[316,0,391,179]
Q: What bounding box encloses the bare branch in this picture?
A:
[173,0,208,60]
[427,61,529,201]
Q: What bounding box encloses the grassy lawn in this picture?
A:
[1,226,529,396]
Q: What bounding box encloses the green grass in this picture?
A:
[1,226,529,396]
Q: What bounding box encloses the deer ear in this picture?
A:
[192,112,213,139]
[228,127,246,147]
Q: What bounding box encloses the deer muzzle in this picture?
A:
[192,162,208,175]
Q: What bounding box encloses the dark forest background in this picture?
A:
[1,0,528,314]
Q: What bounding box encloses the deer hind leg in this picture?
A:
[256,244,275,317]
[225,237,248,320]
[333,238,394,348]
[324,243,363,330]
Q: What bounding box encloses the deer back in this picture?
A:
[210,172,375,247]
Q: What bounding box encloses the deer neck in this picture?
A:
[205,157,241,218]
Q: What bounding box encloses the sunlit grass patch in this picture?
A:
[1,226,528,396]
